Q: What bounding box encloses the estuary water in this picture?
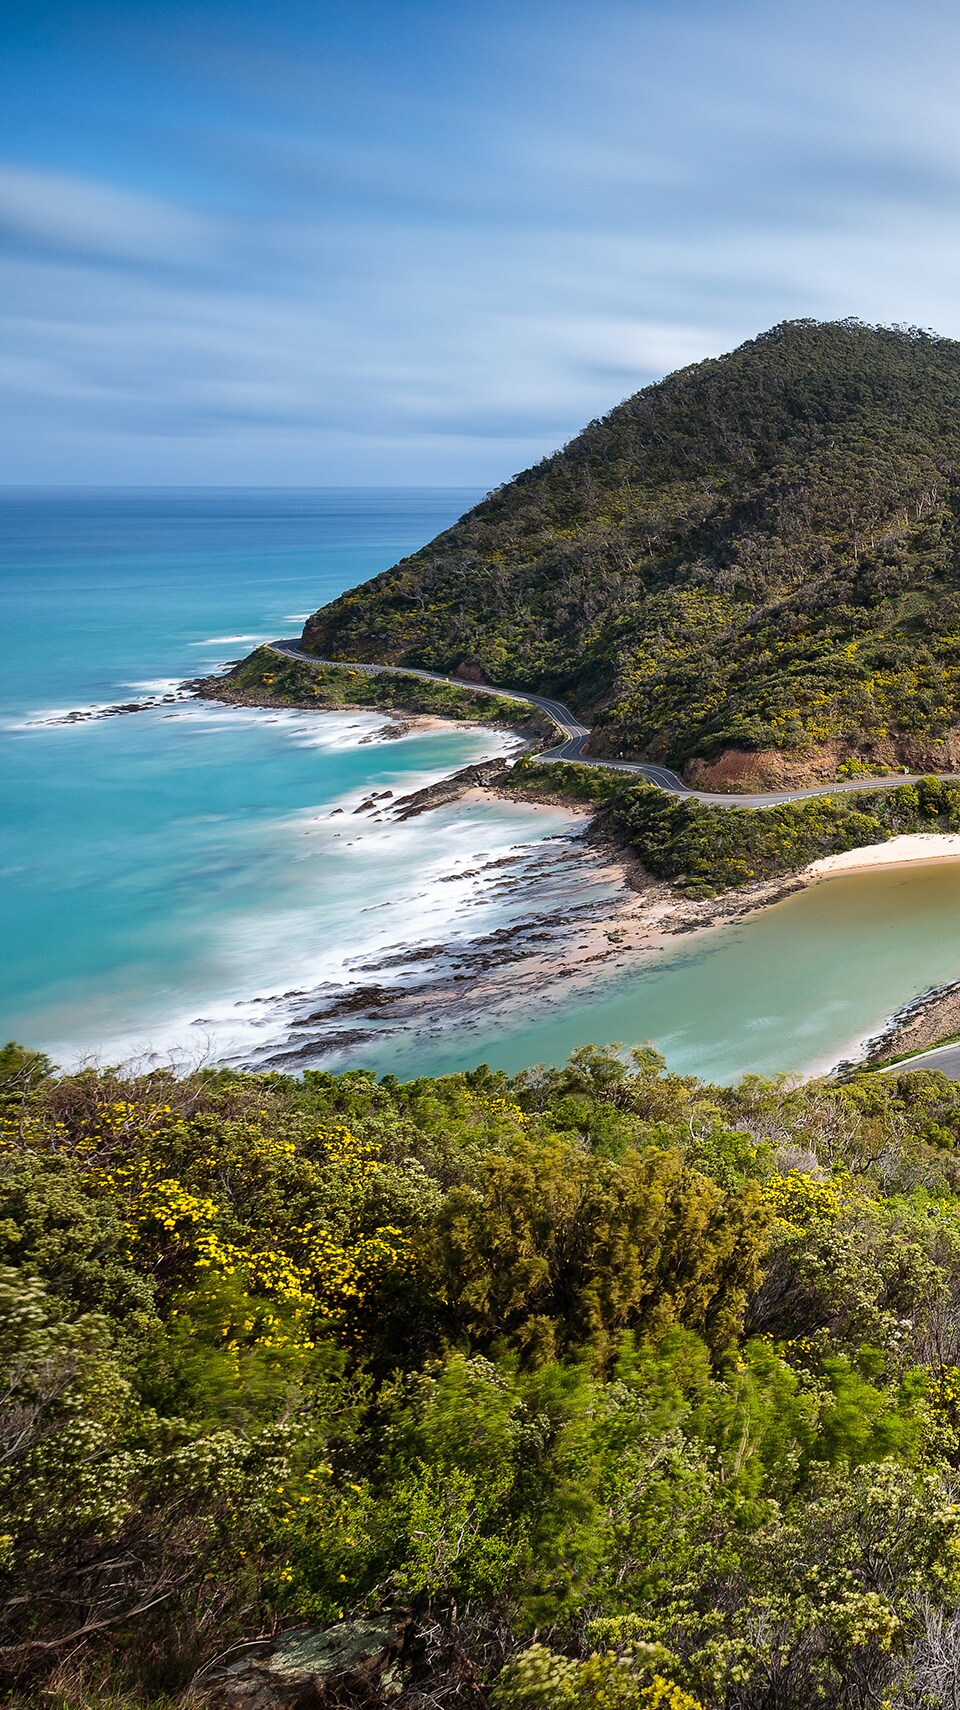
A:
[369,859,960,1082]
[3,488,960,1084]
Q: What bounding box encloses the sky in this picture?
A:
[4,0,960,485]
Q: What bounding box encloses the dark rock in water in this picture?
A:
[392,757,510,819]
[196,1613,409,1707]
[292,984,401,1024]
[255,1028,378,1070]
[354,944,446,971]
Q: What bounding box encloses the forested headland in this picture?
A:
[9,1038,960,1708]
[298,320,960,789]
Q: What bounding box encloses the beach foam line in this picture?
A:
[123,677,187,695]
[188,634,266,646]
[42,791,591,1076]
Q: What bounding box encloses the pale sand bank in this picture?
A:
[808,833,960,877]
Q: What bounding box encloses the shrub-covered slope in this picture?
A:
[10,1040,960,1707]
[201,646,547,729]
[301,320,960,784]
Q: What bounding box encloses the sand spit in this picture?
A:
[248,772,812,1075]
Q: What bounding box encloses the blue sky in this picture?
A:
[4,0,960,484]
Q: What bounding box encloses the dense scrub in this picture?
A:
[507,762,960,895]
[301,320,960,773]
[10,1038,960,1706]
[205,648,544,729]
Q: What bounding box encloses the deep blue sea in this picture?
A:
[7,488,960,1084]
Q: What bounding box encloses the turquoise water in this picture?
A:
[0,489,480,719]
[0,490,587,1064]
[4,488,960,1083]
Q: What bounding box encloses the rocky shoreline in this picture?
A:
[834,980,960,1074]
[237,759,817,1076]
[194,662,555,742]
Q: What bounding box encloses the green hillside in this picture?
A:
[301,320,960,787]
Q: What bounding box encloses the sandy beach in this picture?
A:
[807,833,960,877]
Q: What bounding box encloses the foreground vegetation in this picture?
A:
[206,647,545,730]
[10,1037,960,1706]
[507,762,960,895]
[301,320,960,775]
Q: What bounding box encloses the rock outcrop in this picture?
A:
[196,1616,410,1709]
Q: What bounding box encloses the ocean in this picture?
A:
[0,489,599,1070]
[6,487,960,1084]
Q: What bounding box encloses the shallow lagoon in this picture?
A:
[360,859,960,1082]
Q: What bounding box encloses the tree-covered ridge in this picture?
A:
[301,320,960,779]
[11,1041,960,1706]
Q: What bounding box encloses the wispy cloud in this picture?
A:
[3,0,960,481]
[0,166,222,269]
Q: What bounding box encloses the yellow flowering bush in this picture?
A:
[10,1037,960,1705]
[761,1170,849,1230]
[491,1643,705,1710]
[101,1125,409,1334]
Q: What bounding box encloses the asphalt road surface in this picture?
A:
[880,1043,960,1079]
[269,642,957,810]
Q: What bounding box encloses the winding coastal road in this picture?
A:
[269,641,957,810]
